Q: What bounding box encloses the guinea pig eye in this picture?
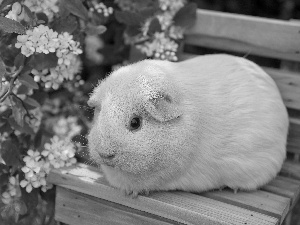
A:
[128,116,142,131]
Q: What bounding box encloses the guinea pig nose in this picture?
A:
[99,152,115,160]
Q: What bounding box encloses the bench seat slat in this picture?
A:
[56,187,179,225]
[286,118,300,154]
[281,161,300,180]
[48,163,279,225]
[262,176,300,207]
[185,9,300,61]
[262,67,300,111]
[202,189,290,223]
[184,35,300,62]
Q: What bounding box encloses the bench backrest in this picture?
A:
[182,9,300,160]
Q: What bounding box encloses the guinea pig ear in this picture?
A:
[145,92,182,122]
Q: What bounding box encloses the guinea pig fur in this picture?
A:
[88,54,289,196]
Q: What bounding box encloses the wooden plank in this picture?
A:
[286,118,300,154]
[262,176,300,207]
[202,189,290,224]
[47,163,279,225]
[281,160,300,180]
[55,186,179,225]
[185,9,300,62]
[263,67,300,111]
[183,36,300,62]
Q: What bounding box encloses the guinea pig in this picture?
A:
[88,54,289,197]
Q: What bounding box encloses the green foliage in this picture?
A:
[173,2,197,28]
[0,17,26,34]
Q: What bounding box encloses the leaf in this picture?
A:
[125,25,140,37]
[24,97,40,108]
[20,184,39,211]
[85,24,107,35]
[11,95,26,127]
[115,11,144,26]
[173,3,197,29]
[139,7,157,19]
[21,4,35,27]
[0,120,13,134]
[30,91,48,105]
[0,0,18,12]
[147,18,161,35]
[0,108,12,118]
[0,16,26,34]
[0,173,9,188]
[16,84,29,95]
[34,128,43,149]
[18,73,39,90]
[14,53,25,69]
[28,53,58,70]
[0,141,20,166]
[58,0,71,18]
[62,0,88,21]
[8,117,34,135]
[36,12,48,24]
[0,57,6,81]
[51,15,78,34]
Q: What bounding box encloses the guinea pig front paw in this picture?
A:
[232,188,239,194]
[123,189,139,198]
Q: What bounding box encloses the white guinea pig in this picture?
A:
[88,54,289,197]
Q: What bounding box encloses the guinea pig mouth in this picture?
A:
[102,160,115,167]
[100,154,116,167]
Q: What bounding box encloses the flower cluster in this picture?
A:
[23,0,59,21]
[137,32,179,61]
[125,0,187,61]
[159,0,186,12]
[32,53,82,90]
[15,25,60,57]
[89,1,113,17]
[20,150,50,193]
[52,116,82,140]
[42,136,77,169]
[20,136,77,193]
[15,25,83,89]
[1,176,21,205]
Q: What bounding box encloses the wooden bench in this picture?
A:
[48,9,300,225]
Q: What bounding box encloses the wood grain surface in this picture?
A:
[47,163,297,225]
[185,9,300,61]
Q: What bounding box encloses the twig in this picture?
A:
[11,93,34,120]
[0,65,24,103]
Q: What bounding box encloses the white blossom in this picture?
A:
[90,1,113,17]
[42,136,77,169]
[137,32,178,61]
[24,0,59,21]
[20,150,51,193]
[53,116,82,140]
[1,176,22,205]
[5,2,22,21]
[15,25,60,57]
[16,25,83,90]
[158,0,186,12]
[85,35,104,64]
[169,25,184,39]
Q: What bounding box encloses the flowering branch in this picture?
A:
[0,65,24,103]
